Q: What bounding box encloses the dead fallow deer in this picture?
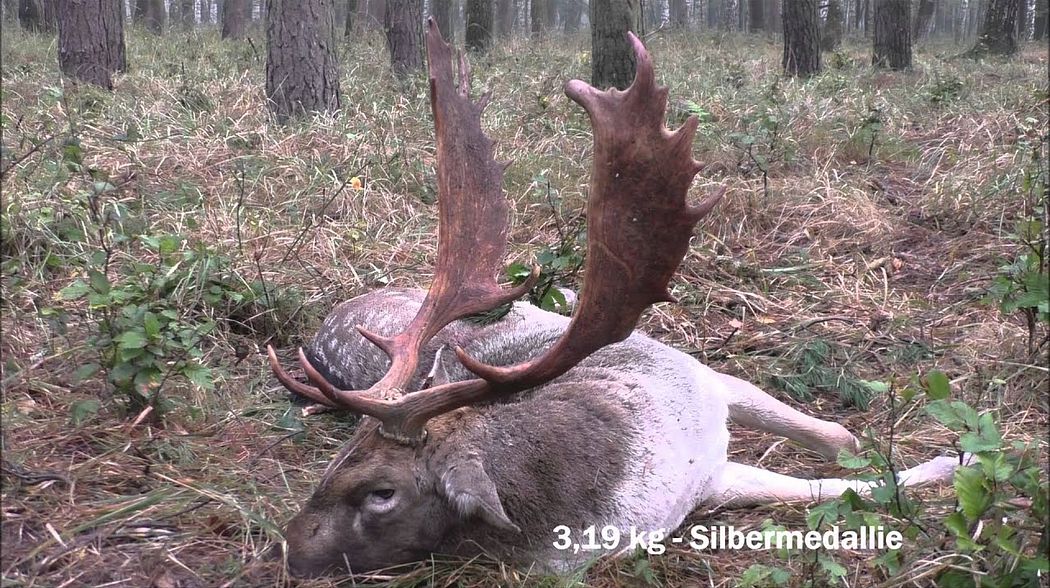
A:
[268,19,964,577]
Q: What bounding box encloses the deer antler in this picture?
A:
[270,26,724,444]
[456,32,725,388]
[267,19,537,438]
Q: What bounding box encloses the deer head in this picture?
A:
[271,19,724,576]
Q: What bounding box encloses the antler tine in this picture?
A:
[456,32,726,388]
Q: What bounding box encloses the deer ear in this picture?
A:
[439,459,520,533]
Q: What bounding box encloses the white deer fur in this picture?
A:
[300,286,963,571]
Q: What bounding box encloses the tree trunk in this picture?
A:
[143,0,164,31]
[466,0,492,49]
[496,0,514,35]
[531,0,546,33]
[39,0,55,31]
[58,0,125,90]
[432,0,454,40]
[749,0,764,30]
[669,0,688,26]
[545,0,558,28]
[266,0,341,122]
[872,0,911,68]
[1016,0,1029,39]
[1035,0,1048,41]
[367,0,386,30]
[970,0,1020,54]
[591,0,639,90]
[222,0,249,37]
[384,0,422,74]
[822,0,843,50]
[18,0,44,31]
[348,0,361,35]
[782,0,820,76]
[912,0,934,38]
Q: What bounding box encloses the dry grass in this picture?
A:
[1,22,1047,588]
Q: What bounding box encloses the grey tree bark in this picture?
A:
[912,0,935,39]
[18,0,47,31]
[432,0,454,40]
[384,0,422,74]
[591,0,639,90]
[496,0,514,35]
[222,0,249,38]
[822,0,844,50]
[348,0,361,35]
[466,0,493,49]
[749,0,765,31]
[872,0,911,69]
[146,0,165,31]
[531,0,547,34]
[782,0,820,76]
[1016,0,1029,39]
[266,0,341,122]
[563,0,583,31]
[970,0,1020,55]
[58,0,126,90]
[669,0,688,26]
[1036,0,1048,41]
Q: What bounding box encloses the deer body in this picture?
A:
[294,288,729,570]
[273,21,963,577]
[284,288,960,575]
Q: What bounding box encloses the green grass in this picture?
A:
[1,21,1047,587]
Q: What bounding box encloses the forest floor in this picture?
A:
[1,23,1047,588]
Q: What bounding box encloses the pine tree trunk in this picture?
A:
[496,0,514,35]
[822,0,843,50]
[18,0,42,30]
[266,0,341,122]
[384,0,422,74]
[563,0,583,31]
[143,0,164,32]
[531,0,546,33]
[466,0,492,49]
[590,0,639,90]
[549,0,560,28]
[670,0,687,26]
[912,0,934,39]
[432,0,454,40]
[873,0,911,69]
[348,0,361,35]
[222,0,248,38]
[970,0,1020,55]
[1035,0,1048,41]
[1016,0,1029,40]
[749,0,765,31]
[58,0,125,90]
[184,0,197,26]
[782,0,820,76]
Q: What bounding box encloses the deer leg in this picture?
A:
[716,372,860,461]
[706,458,963,508]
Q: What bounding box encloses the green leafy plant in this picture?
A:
[920,371,1049,588]
[507,174,584,314]
[928,74,964,104]
[59,235,245,414]
[986,118,1049,353]
[730,79,787,198]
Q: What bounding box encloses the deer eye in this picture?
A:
[371,488,395,500]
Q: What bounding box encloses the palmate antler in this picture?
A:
[269,20,724,444]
